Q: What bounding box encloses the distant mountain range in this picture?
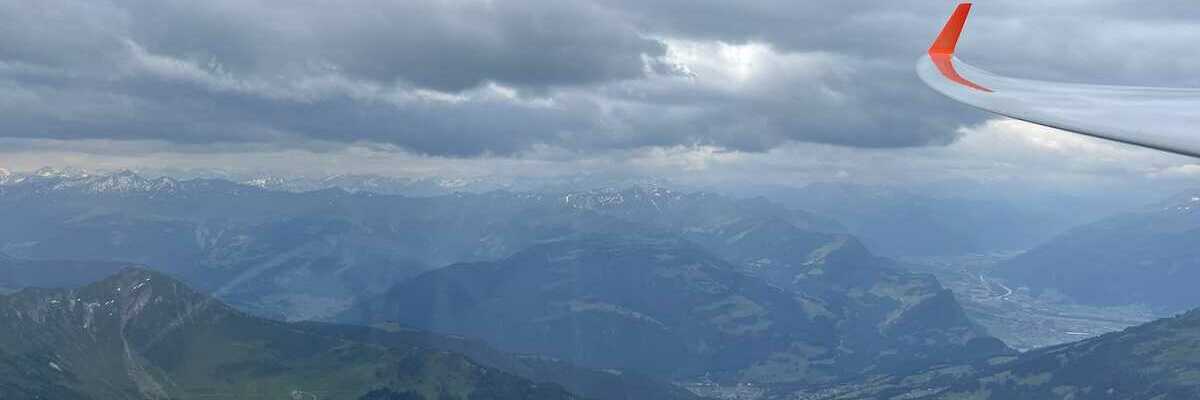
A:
[0,167,683,197]
[240,174,503,196]
[0,169,1008,391]
[0,170,836,320]
[753,182,1141,257]
[1000,189,1200,311]
[0,167,502,195]
[3,167,1140,257]
[5,168,1200,398]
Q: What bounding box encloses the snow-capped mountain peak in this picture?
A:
[77,170,178,193]
[1155,189,1200,215]
[242,176,289,189]
[33,166,91,179]
[561,185,687,211]
[1,169,182,194]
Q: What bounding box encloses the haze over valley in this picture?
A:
[5,1,1200,398]
[2,167,1197,398]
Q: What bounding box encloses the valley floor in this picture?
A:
[902,252,1163,351]
[682,380,766,400]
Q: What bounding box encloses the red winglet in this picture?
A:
[928,3,991,92]
[930,3,972,55]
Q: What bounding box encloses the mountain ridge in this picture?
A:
[1000,188,1200,310]
[0,267,587,400]
[343,235,1010,388]
[810,308,1200,399]
[0,170,842,320]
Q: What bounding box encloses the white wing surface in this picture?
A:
[919,3,1200,158]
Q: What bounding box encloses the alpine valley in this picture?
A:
[4,169,1200,399]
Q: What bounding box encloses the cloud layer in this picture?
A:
[3,0,1200,165]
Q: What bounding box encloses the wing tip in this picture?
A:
[925,3,991,92]
[929,3,972,55]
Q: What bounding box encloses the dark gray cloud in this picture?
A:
[115,0,664,91]
[0,0,1196,156]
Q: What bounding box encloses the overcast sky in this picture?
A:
[2,0,1198,188]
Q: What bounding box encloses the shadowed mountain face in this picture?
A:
[343,236,1010,386]
[296,322,702,400]
[1000,190,1200,311]
[689,219,1005,374]
[815,309,1200,400]
[479,186,1009,381]
[345,236,838,380]
[0,268,581,400]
